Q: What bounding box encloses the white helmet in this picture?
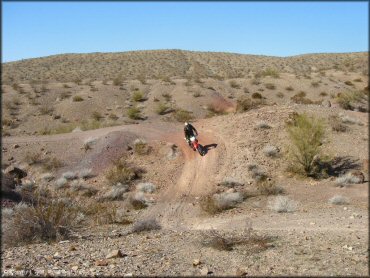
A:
[184,122,189,126]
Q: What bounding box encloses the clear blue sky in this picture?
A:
[3,1,368,62]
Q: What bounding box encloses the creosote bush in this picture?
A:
[174,109,193,122]
[73,95,84,102]
[127,107,142,120]
[133,139,150,155]
[105,157,142,185]
[286,113,325,177]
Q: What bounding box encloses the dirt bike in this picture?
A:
[186,135,206,156]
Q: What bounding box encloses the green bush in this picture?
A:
[236,97,265,112]
[92,111,103,121]
[336,91,366,110]
[127,107,142,120]
[286,113,325,176]
[156,102,170,115]
[174,109,193,122]
[255,68,280,78]
[132,91,146,102]
[105,158,142,185]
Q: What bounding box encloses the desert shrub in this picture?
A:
[129,192,148,210]
[73,95,84,102]
[162,93,172,102]
[109,113,119,120]
[127,107,142,120]
[113,76,124,86]
[286,113,325,176]
[263,145,279,157]
[132,218,161,233]
[328,115,348,132]
[193,91,202,98]
[60,91,72,99]
[218,177,243,187]
[62,171,77,180]
[70,180,98,197]
[200,192,243,215]
[277,92,284,98]
[265,83,276,90]
[133,138,150,155]
[328,195,349,205]
[2,196,81,246]
[39,105,54,115]
[285,86,294,91]
[156,102,171,115]
[256,180,284,196]
[78,168,93,179]
[136,182,156,193]
[132,91,146,102]
[55,177,68,189]
[229,80,241,89]
[91,111,103,121]
[105,158,141,185]
[353,78,362,82]
[252,92,263,99]
[311,81,320,87]
[81,201,123,225]
[335,173,362,187]
[83,137,97,151]
[336,91,366,110]
[24,151,43,165]
[236,97,265,112]
[344,80,354,86]
[255,68,280,78]
[174,109,193,122]
[255,121,271,129]
[247,164,268,181]
[319,92,328,97]
[40,173,54,182]
[99,184,129,201]
[42,157,63,172]
[340,115,363,125]
[268,196,297,213]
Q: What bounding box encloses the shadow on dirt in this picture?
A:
[201,143,218,156]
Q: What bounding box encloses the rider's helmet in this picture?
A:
[184,122,189,126]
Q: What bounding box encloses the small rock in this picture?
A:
[193,259,201,266]
[13,144,20,149]
[71,265,78,271]
[343,207,348,211]
[106,250,124,259]
[95,260,109,266]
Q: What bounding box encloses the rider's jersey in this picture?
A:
[184,124,197,138]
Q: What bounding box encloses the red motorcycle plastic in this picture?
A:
[187,136,206,156]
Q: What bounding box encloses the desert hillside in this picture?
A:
[2,50,368,84]
[1,50,369,276]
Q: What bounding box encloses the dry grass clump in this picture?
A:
[133,138,150,155]
[174,109,193,122]
[129,192,148,210]
[70,180,98,197]
[201,229,273,252]
[113,76,124,86]
[200,192,243,215]
[162,92,172,102]
[60,91,72,99]
[344,80,354,86]
[2,193,82,247]
[229,80,241,89]
[39,105,54,115]
[286,113,325,177]
[81,201,128,225]
[42,157,64,172]
[290,91,320,104]
[136,182,156,193]
[311,81,320,87]
[155,102,171,115]
[265,83,276,90]
[78,168,93,179]
[256,180,284,196]
[127,107,142,120]
[192,91,202,97]
[336,91,367,111]
[247,164,268,182]
[328,195,349,205]
[99,183,129,201]
[285,86,294,91]
[268,196,297,213]
[132,91,146,102]
[218,177,244,187]
[328,115,348,132]
[335,173,363,187]
[83,137,97,151]
[91,111,103,121]
[109,113,119,120]
[24,151,43,165]
[132,218,161,233]
[252,92,263,99]
[255,68,280,78]
[105,158,143,186]
[73,95,84,102]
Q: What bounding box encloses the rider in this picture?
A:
[184,122,198,151]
